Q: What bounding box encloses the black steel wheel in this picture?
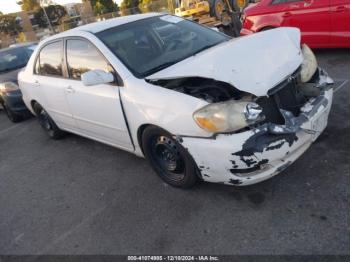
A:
[33,103,64,139]
[2,103,22,123]
[142,126,198,188]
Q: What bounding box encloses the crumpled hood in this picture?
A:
[147,27,303,97]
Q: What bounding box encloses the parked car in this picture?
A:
[240,0,350,48]
[0,43,37,122]
[19,13,334,188]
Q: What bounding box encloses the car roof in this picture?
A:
[71,12,162,34]
[38,13,163,45]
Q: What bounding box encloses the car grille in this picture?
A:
[257,68,306,125]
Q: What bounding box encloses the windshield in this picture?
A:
[96,15,230,78]
[0,45,36,74]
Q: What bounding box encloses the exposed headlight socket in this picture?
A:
[244,102,265,124]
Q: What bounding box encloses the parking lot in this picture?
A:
[0,49,349,255]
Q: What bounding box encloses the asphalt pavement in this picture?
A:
[0,49,349,255]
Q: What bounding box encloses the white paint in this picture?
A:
[181,89,333,185]
[160,15,183,24]
[148,27,303,97]
[18,14,333,186]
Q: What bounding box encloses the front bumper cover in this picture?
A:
[178,71,334,186]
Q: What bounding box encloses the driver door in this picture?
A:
[62,38,133,150]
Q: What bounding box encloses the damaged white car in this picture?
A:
[18,13,334,188]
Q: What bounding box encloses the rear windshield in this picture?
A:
[96,15,230,78]
[0,45,36,74]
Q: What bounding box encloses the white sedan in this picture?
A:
[18,13,334,188]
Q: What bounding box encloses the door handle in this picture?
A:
[66,86,75,93]
[303,0,312,7]
[282,12,292,18]
[33,80,40,87]
[334,6,347,12]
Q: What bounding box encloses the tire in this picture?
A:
[33,103,65,139]
[2,103,22,123]
[212,0,227,20]
[142,126,198,188]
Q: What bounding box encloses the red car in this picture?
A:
[240,0,350,48]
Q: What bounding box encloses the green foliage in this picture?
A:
[120,0,140,14]
[85,0,118,15]
[20,0,40,12]
[0,15,22,35]
[34,5,67,28]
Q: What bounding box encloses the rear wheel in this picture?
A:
[142,126,198,188]
[2,103,22,123]
[33,103,65,139]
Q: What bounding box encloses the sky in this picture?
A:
[0,0,122,14]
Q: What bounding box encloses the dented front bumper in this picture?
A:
[180,85,333,186]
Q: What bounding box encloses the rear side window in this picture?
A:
[66,39,110,80]
[35,41,63,77]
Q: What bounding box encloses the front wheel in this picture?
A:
[2,103,22,123]
[142,126,198,188]
[33,103,65,139]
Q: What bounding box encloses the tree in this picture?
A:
[19,0,40,12]
[34,5,67,28]
[0,15,22,35]
[83,0,118,15]
[138,0,167,12]
[120,0,140,14]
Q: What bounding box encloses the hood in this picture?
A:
[0,68,23,84]
[147,27,303,97]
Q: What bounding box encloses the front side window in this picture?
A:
[37,41,63,77]
[66,39,110,80]
[96,15,230,78]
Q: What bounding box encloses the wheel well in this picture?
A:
[30,100,39,114]
[137,124,152,155]
[137,124,174,155]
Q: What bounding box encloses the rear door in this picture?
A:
[63,38,133,150]
[34,40,76,130]
[330,0,350,47]
[274,0,331,47]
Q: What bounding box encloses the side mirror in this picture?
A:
[81,69,114,86]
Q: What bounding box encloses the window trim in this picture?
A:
[64,36,124,86]
[271,0,303,5]
[33,39,66,78]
